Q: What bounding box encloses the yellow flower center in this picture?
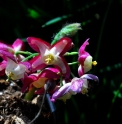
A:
[81,88,88,94]
[92,61,97,66]
[44,54,55,65]
[6,72,14,81]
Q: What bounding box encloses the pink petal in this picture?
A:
[38,67,60,79]
[27,37,50,52]
[78,53,90,65]
[0,50,16,61]
[78,65,84,77]
[0,41,13,53]
[35,88,45,95]
[78,38,90,55]
[30,55,47,72]
[70,78,83,93]
[21,74,37,92]
[0,60,6,76]
[78,39,91,66]
[0,69,5,76]
[0,60,7,71]
[51,37,73,55]
[12,39,24,52]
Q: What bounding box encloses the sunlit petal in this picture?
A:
[51,37,73,55]
[30,55,47,72]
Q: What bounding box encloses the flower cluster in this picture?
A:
[0,23,99,103]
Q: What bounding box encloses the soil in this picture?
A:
[0,77,53,124]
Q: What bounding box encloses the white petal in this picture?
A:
[84,56,92,72]
[5,58,26,80]
[54,57,67,74]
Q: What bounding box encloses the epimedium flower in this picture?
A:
[0,39,24,60]
[27,37,73,78]
[32,67,61,94]
[5,58,30,80]
[0,39,25,77]
[50,74,99,102]
[78,38,97,76]
[21,67,61,100]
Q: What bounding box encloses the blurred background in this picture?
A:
[0,0,122,124]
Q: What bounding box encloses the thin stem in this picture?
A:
[107,83,122,123]
[60,75,63,87]
[22,53,39,62]
[68,61,78,65]
[24,87,36,101]
[64,52,78,56]
[70,72,75,78]
[15,51,32,55]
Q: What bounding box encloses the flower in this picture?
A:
[50,74,99,102]
[5,58,27,80]
[0,39,25,76]
[27,37,73,78]
[32,67,60,94]
[0,39,24,61]
[21,67,60,93]
[78,38,97,76]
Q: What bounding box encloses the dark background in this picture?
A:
[0,0,122,124]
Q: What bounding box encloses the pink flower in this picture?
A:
[0,39,24,61]
[50,74,99,102]
[0,39,25,76]
[78,38,97,76]
[21,67,60,93]
[27,37,73,78]
[32,67,61,94]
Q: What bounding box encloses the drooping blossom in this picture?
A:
[50,74,99,102]
[78,38,97,76]
[27,37,73,78]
